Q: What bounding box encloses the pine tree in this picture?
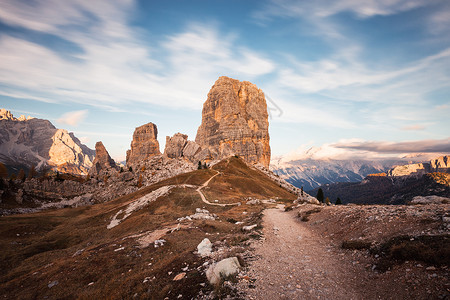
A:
[336,197,342,205]
[28,165,37,180]
[325,197,330,205]
[17,169,26,182]
[0,162,7,179]
[137,174,143,188]
[198,161,202,170]
[316,188,324,203]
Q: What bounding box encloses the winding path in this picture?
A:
[241,205,370,299]
[196,170,240,207]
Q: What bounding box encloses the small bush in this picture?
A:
[297,207,322,222]
[342,240,372,250]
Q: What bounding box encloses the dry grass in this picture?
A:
[0,156,288,299]
[371,234,450,272]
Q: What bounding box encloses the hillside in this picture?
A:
[310,173,450,205]
[0,156,296,299]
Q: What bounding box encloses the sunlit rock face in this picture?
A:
[195,76,271,167]
[0,109,94,175]
[88,141,118,176]
[126,122,160,167]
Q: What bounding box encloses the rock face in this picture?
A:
[387,156,449,177]
[430,156,449,172]
[0,109,94,175]
[164,133,188,159]
[126,122,160,167]
[195,76,271,167]
[89,141,117,176]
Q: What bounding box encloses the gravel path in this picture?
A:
[241,205,369,300]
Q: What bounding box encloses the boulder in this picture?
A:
[197,238,212,257]
[206,257,241,285]
[195,76,271,167]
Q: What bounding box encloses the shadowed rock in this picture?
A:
[89,141,117,176]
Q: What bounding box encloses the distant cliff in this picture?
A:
[0,109,94,175]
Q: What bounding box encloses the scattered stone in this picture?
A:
[197,238,212,257]
[154,239,166,248]
[243,224,258,231]
[206,257,241,285]
[48,281,59,288]
[173,272,186,281]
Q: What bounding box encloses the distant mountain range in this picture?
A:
[270,144,449,191]
[0,109,94,175]
[309,155,450,205]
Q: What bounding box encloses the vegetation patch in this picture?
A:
[297,207,322,222]
[371,234,450,272]
[341,240,372,250]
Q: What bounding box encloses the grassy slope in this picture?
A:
[0,157,295,299]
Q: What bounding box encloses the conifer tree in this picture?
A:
[316,188,324,203]
[28,165,37,179]
[17,169,26,182]
[336,197,342,205]
[0,162,7,179]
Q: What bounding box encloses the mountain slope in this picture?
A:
[271,158,401,191]
[0,109,94,175]
[0,156,296,299]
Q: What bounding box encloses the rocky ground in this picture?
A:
[237,203,449,299]
[0,155,195,215]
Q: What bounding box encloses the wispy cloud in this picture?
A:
[255,0,430,20]
[401,124,425,131]
[0,2,275,111]
[333,138,450,154]
[56,110,88,126]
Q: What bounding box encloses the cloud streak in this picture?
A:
[56,110,88,126]
[333,138,450,154]
[0,2,276,111]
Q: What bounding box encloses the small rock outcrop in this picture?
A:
[89,141,117,176]
[195,76,271,167]
[164,133,188,159]
[126,122,160,167]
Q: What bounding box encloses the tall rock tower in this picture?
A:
[195,76,271,167]
[126,122,160,167]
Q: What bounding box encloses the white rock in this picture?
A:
[206,257,241,285]
[242,224,257,231]
[197,238,212,257]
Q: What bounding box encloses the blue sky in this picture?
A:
[0,0,449,161]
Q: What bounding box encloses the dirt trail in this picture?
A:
[196,170,240,207]
[241,205,371,300]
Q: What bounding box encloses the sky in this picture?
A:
[0,0,449,162]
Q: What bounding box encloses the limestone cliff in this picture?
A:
[195,76,271,167]
[0,109,94,175]
[89,141,118,176]
[387,155,450,177]
[126,122,160,167]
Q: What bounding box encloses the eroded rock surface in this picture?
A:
[195,76,271,167]
[126,122,160,167]
[0,109,94,175]
[89,141,118,176]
